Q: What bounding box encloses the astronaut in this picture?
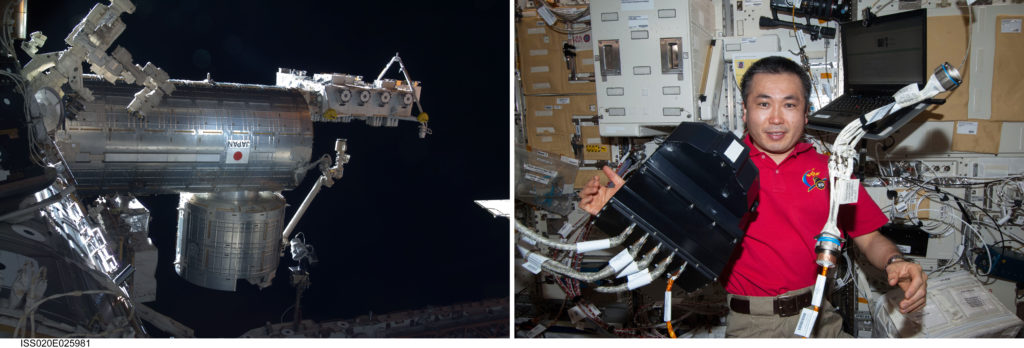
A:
[580,56,926,338]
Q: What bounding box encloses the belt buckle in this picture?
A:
[776,296,799,317]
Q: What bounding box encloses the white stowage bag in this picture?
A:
[871,270,1023,338]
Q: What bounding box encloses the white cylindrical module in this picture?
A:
[174,191,286,291]
[55,76,314,195]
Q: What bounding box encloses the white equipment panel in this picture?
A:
[590,0,717,137]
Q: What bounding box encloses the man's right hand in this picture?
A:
[579,165,625,215]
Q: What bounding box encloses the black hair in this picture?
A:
[739,56,812,112]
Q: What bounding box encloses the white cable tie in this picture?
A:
[536,4,557,26]
[557,222,573,238]
[527,252,550,266]
[567,305,585,324]
[663,291,672,322]
[522,252,548,275]
[521,235,537,246]
[608,249,633,272]
[522,261,542,274]
[525,323,547,338]
[617,261,640,278]
[626,269,653,290]
[576,239,611,253]
[811,274,827,307]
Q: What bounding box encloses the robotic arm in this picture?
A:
[797,62,963,338]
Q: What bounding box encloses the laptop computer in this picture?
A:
[807,9,927,139]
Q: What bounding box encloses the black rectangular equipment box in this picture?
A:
[595,123,759,291]
[878,223,930,257]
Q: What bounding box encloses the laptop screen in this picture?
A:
[841,9,926,91]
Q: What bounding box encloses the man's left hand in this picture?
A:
[886,260,927,314]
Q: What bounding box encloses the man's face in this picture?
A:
[742,72,807,162]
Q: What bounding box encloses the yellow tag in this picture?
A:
[733,58,761,88]
[585,145,608,153]
[821,73,832,79]
[417,112,429,123]
[323,108,338,120]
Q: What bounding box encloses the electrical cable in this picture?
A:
[15,289,126,338]
[892,183,1014,276]
[1,1,22,63]
[808,62,963,335]
[521,240,660,283]
[663,264,687,339]
[916,208,994,276]
[515,219,635,252]
[534,1,591,35]
[594,255,673,293]
[536,1,590,22]
[905,178,1009,244]
[874,167,1014,237]
[958,5,973,73]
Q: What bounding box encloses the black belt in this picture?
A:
[729,292,812,317]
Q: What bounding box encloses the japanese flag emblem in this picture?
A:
[227,139,250,164]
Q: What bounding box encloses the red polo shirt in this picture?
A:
[723,135,888,297]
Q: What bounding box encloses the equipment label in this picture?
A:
[585,145,609,153]
[1001,18,1021,33]
[226,139,251,164]
[568,33,592,47]
[811,274,827,307]
[557,222,573,238]
[560,155,579,166]
[525,323,547,338]
[524,163,557,177]
[621,0,654,11]
[628,15,649,30]
[954,286,994,317]
[956,121,978,135]
[724,140,744,164]
[835,178,859,205]
[524,173,551,185]
[568,304,601,324]
[793,308,818,337]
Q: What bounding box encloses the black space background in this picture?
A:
[28,1,509,337]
